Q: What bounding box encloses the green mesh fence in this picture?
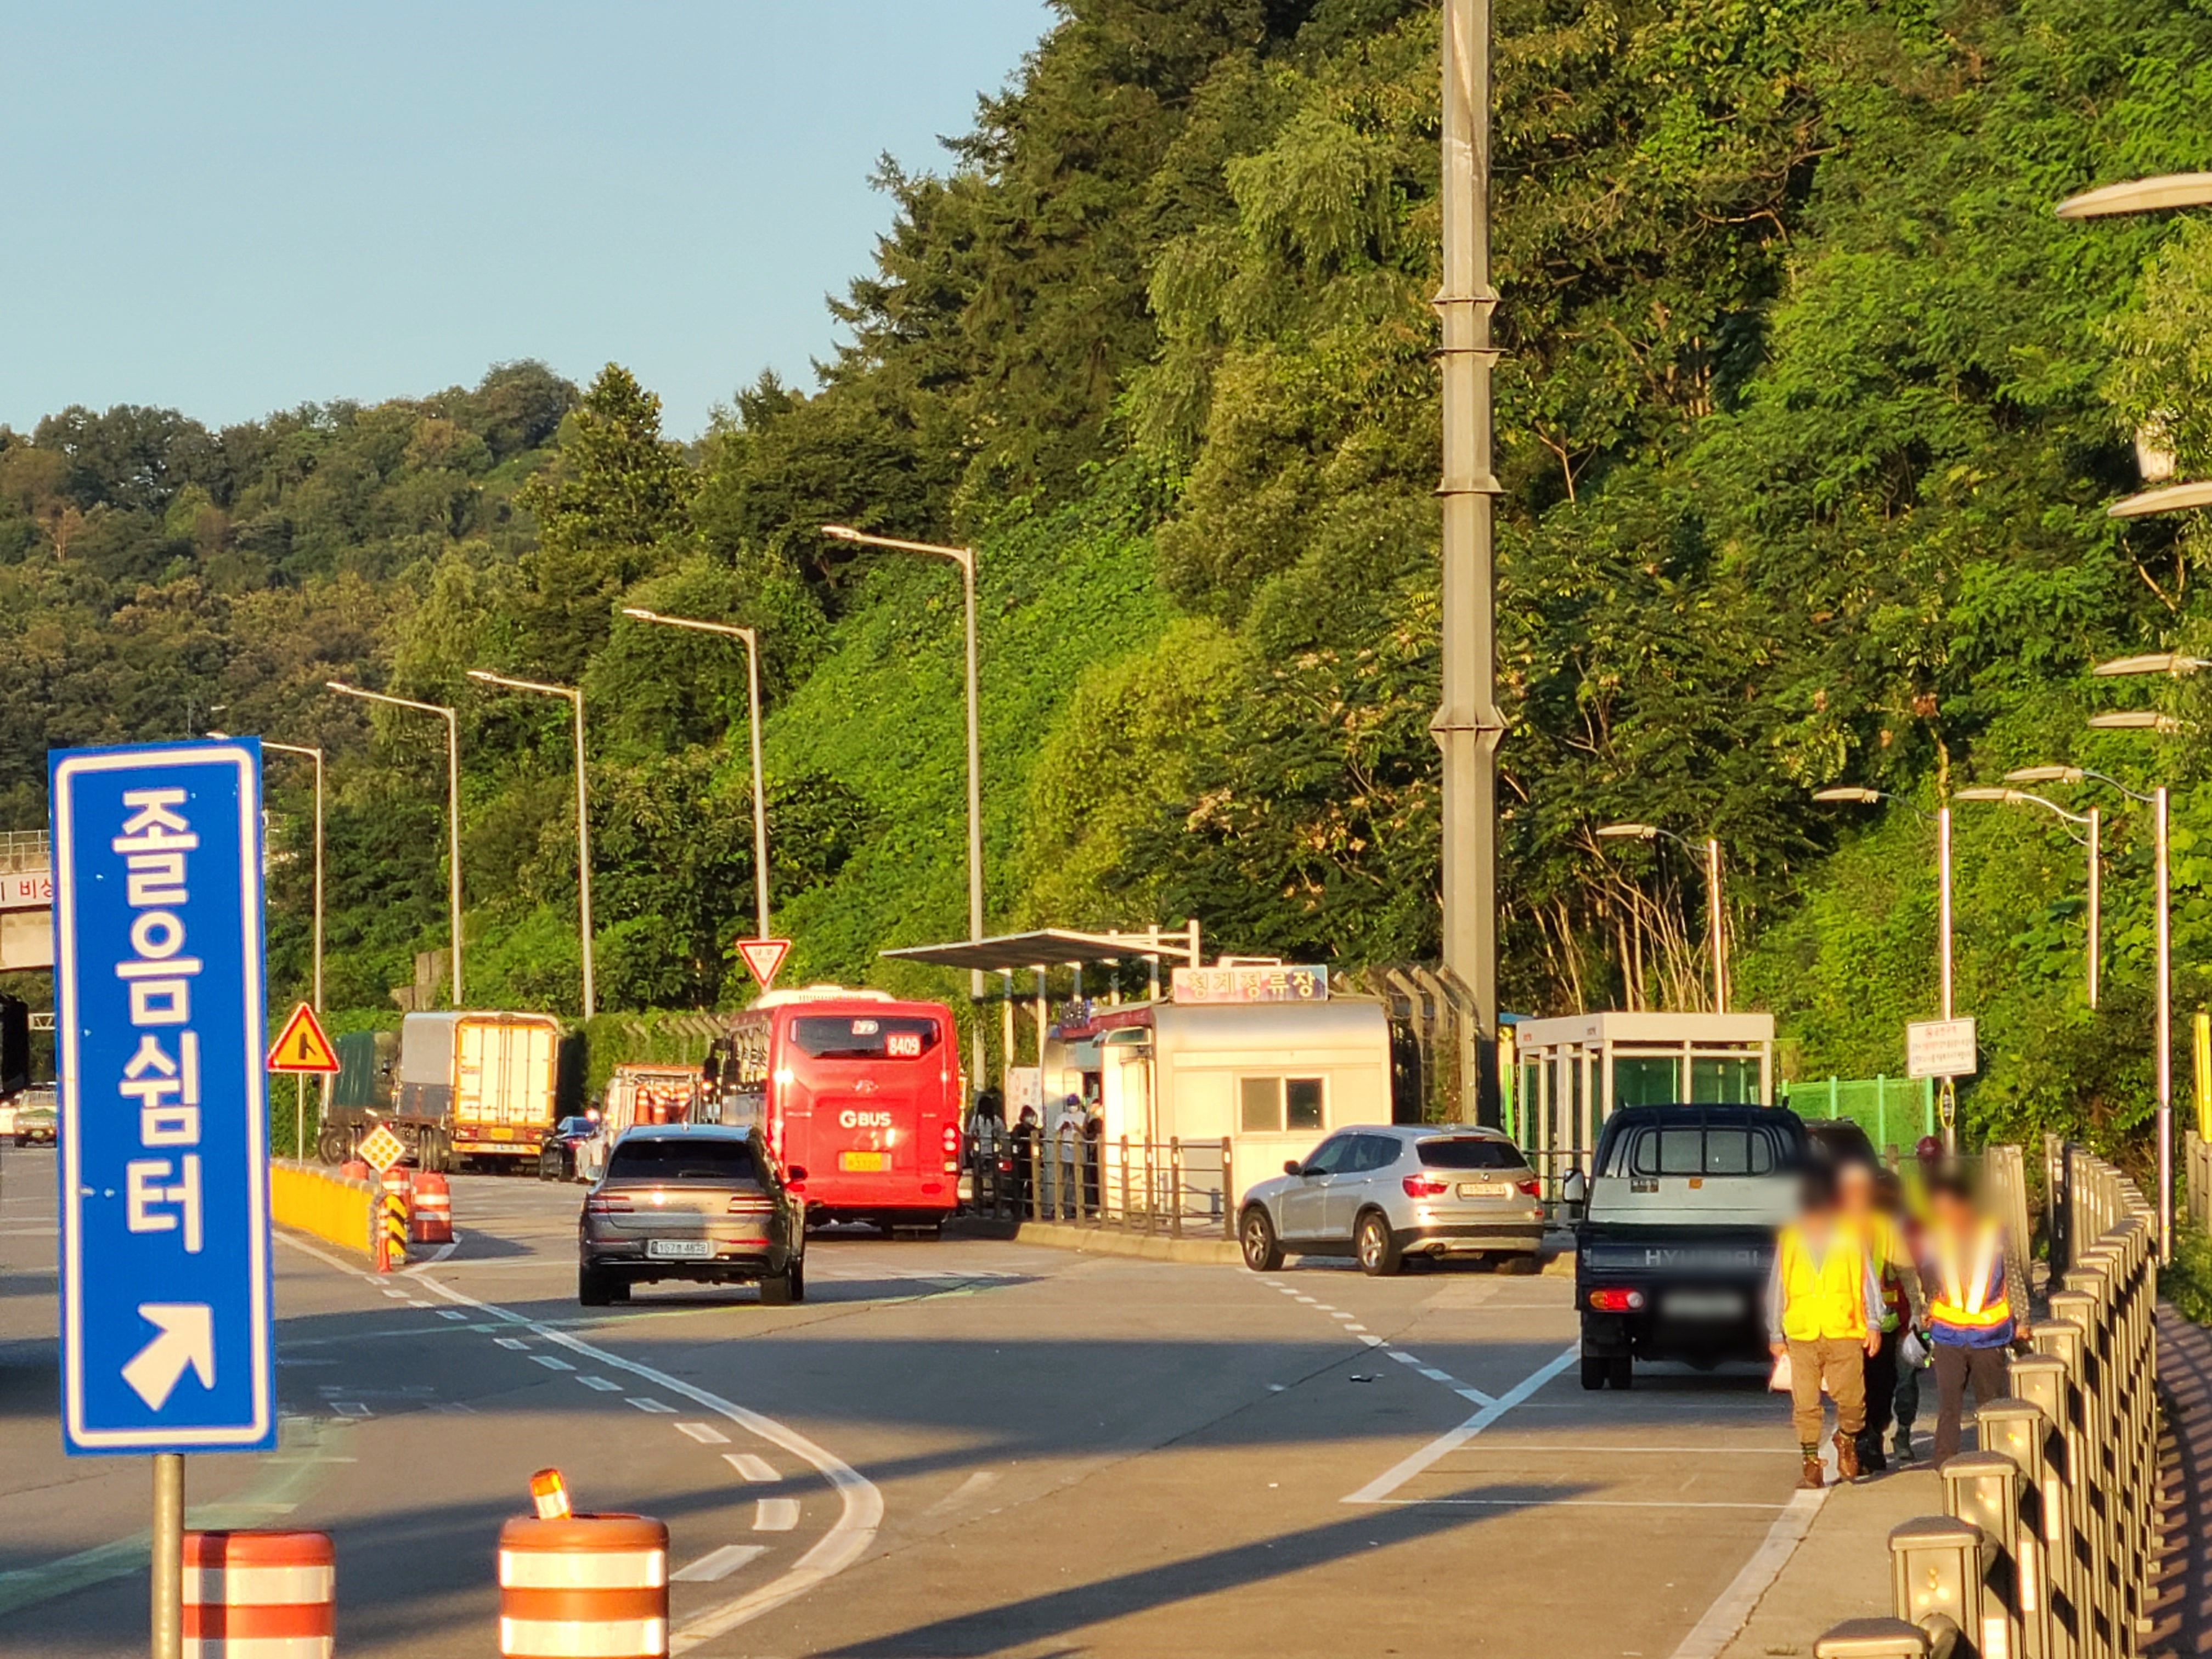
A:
[1776,1075,1937,1152]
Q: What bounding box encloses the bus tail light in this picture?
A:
[943,1123,960,1175]
[1587,1288,1645,1313]
[1402,1176,1448,1199]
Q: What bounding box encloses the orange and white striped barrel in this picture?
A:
[498,1514,668,1658]
[410,1172,453,1244]
[182,1528,335,1658]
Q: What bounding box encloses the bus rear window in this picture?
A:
[1415,1137,1523,1170]
[789,1016,942,1060]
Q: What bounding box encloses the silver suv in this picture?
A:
[1239,1125,1544,1276]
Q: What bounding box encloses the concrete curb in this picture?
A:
[1007,1221,1244,1265]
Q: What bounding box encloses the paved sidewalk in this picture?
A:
[2149,1303,2212,1656]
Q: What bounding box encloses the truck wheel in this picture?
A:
[1356,1211,1403,1277]
[1607,1355,1634,1390]
[316,1126,349,1165]
[579,1266,618,1307]
[1240,1207,1284,1273]
[1580,1355,1607,1391]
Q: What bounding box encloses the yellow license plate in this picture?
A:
[839,1150,890,1173]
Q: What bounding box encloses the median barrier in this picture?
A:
[270,1160,379,1263]
[183,1528,336,1658]
[1816,1144,2159,1659]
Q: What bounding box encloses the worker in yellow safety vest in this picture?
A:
[1838,1161,1923,1474]
[1768,1166,1884,1488]
[1919,1170,2027,1462]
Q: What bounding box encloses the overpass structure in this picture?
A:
[0,830,52,972]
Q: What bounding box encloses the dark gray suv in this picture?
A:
[578,1125,805,1306]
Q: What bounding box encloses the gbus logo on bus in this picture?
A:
[839,1110,894,1130]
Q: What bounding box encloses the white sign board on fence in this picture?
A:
[1906,1018,1978,1080]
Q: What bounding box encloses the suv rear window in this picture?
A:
[789,1015,941,1060]
[1416,1137,1523,1170]
[607,1137,759,1182]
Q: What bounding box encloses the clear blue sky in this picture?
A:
[0,2,1053,438]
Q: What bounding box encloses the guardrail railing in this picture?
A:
[969,1130,1235,1243]
[1815,1145,2158,1659]
[0,829,49,875]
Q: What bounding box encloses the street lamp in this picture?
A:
[469,670,595,1018]
[1593,822,1729,1013]
[1814,786,1957,1150]
[620,608,770,940]
[326,682,462,1006]
[214,731,326,1160]
[1953,786,2100,1009]
[821,523,986,1096]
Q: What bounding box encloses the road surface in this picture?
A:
[0,1147,1818,1656]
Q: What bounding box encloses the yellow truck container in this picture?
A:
[394,1011,564,1168]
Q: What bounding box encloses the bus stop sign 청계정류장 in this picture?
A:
[49,740,275,1454]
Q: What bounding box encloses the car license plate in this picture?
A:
[840,1150,890,1172]
[647,1239,713,1260]
[1666,1290,1743,1320]
[1457,1181,1513,1198]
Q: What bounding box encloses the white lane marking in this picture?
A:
[1331,1311,1357,1320]
[627,1397,676,1414]
[673,1544,768,1583]
[411,1236,463,1268]
[676,1422,732,1445]
[380,1289,409,1300]
[1359,1335,1385,1347]
[1387,1351,1421,1366]
[1667,1488,1827,1659]
[494,1337,529,1351]
[919,1471,998,1519]
[1419,1368,1454,1382]
[284,1233,884,1650]
[1455,1387,1498,1406]
[531,1355,575,1372]
[436,1310,468,1322]
[1369,1496,1791,1511]
[1344,1345,1579,1504]
[754,1499,801,1532]
[1295,1295,1318,1304]
[724,1453,778,1482]
[1344,1324,1367,1332]
[330,1402,370,1418]
[578,1376,622,1392]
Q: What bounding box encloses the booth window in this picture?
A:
[1239,1075,1327,1132]
[1612,1055,1679,1108]
[1690,1056,1759,1103]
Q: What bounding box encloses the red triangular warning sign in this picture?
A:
[737,938,792,992]
[267,1002,341,1074]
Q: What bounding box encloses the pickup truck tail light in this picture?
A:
[1515,1177,1542,1199]
[584,1193,631,1215]
[1402,1176,1449,1198]
[1587,1288,1645,1313]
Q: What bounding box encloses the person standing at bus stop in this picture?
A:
[1768,1167,1883,1488]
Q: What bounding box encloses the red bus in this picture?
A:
[709,987,962,1233]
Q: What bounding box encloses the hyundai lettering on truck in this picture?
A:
[706,986,960,1234]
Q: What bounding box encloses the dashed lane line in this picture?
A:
[1342,1345,1580,1505]
[578,1376,622,1392]
[628,1396,678,1414]
[754,1499,802,1532]
[725,1453,778,1482]
[1257,1276,1497,1408]
[673,1544,769,1584]
[676,1422,731,1445]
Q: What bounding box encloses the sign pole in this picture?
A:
[151,1451,183,1659]
[296,1073,306,1162]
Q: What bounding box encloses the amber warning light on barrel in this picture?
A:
[529,1469,573,1521]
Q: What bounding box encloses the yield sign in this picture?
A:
[737,938,792,992]
[267,1002,341,1074]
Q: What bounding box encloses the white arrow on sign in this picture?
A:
[121,1304,216,1410]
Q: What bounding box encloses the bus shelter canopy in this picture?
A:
[881,928,1199,976]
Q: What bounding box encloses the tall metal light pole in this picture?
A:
[821,524,987,1097]
[470,670,595,1018]
[328,681,462,1005]
[1435,0,1506,1125]
[1814,786,1959,1150]
[622,608,771,939]
[1956,783,2100,1009]
[1593,822,1728,1012]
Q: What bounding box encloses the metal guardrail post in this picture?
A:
[1169,1138,1183,1239]
[1028,1138,1042,1223]
[2009,1352,2095,1659]
[1942,1451,2039,1659]
[1221,1137,1234,1241]
[1118,1136,1131,1229]
[1813,1619,1938,1658]
[1890,1516,1989,1658]
[1980,1394,2073,1659]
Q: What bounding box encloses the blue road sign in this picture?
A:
[50,740,274,1454]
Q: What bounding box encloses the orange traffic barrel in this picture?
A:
[411,1171,453,1244]
[498,1514,668,1658]
[183,1528,335,1657]
[338,1159,371,1183]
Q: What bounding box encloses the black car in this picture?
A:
[578,1125,806,1306]
[539,1115,600,1182]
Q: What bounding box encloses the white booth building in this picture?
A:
[1511,1011,1774,1190]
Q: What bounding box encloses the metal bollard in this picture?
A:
[2006,1357,2091,1659]
[1815,1617,1941,1658]
[1891,1515,1991,1655]
[1943,1451,2040,1659]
